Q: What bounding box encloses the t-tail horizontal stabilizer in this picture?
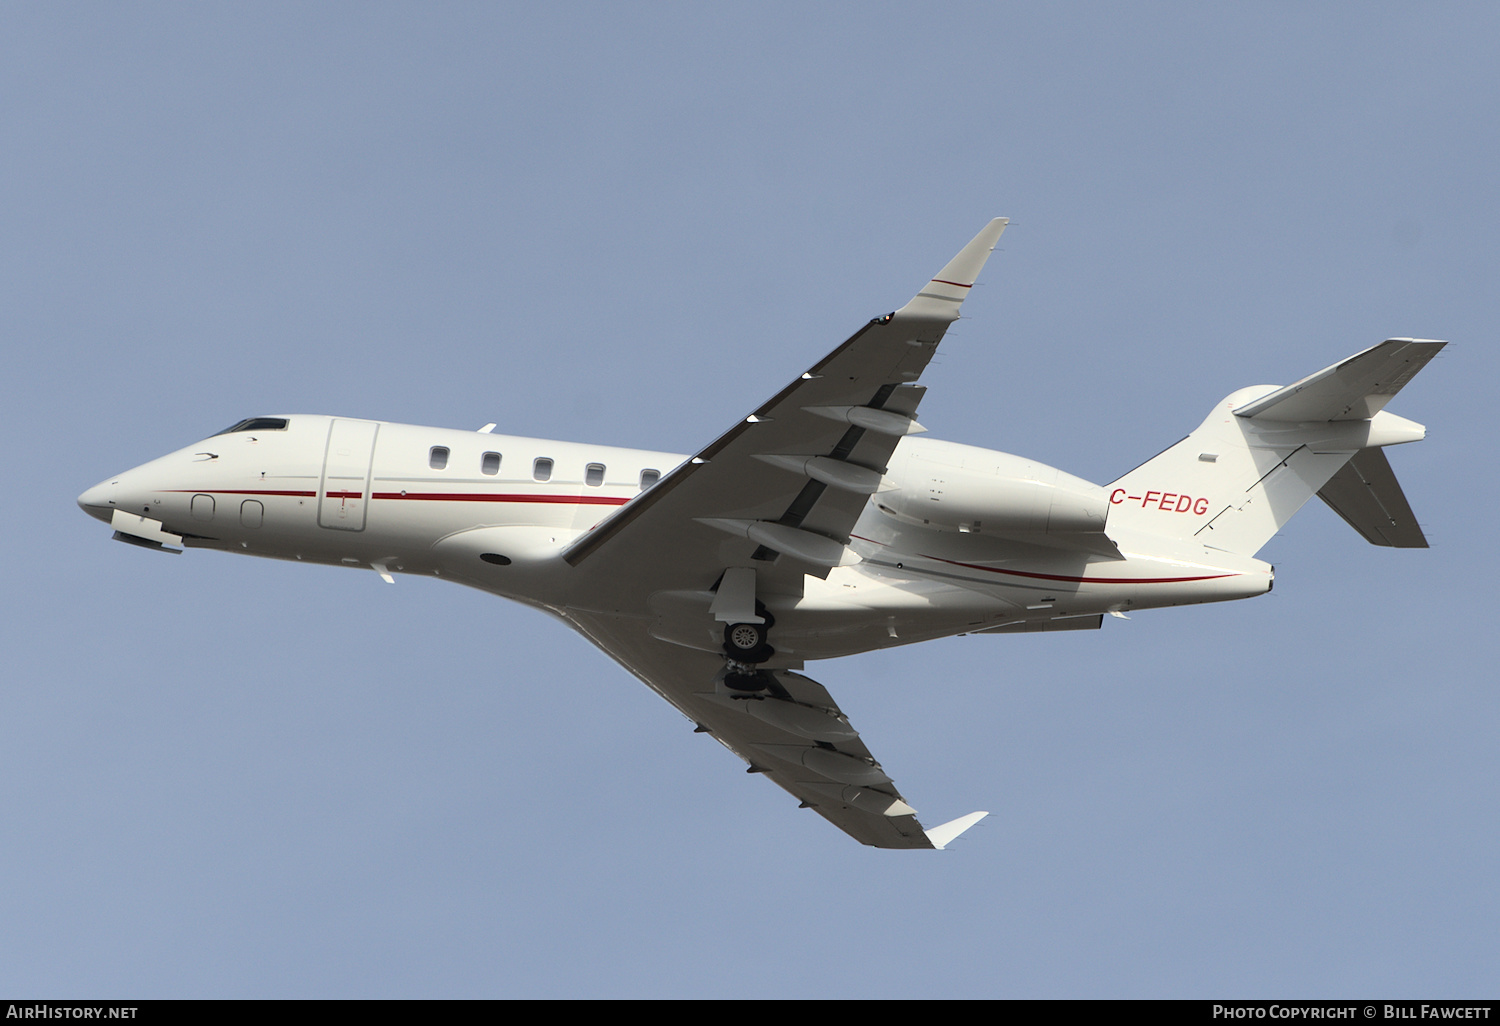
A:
[924,810,989,850]
[1316,447,1428,548]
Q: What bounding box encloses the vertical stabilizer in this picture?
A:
[1106,340,1442,557]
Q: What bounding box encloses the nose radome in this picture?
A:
[77,479,117,523]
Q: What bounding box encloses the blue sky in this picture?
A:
[4,3,1497,997]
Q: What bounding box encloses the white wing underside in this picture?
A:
[558,219,1009,848]
[566,609,982,848]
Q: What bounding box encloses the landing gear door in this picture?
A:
[319,419,379,531]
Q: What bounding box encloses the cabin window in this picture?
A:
[585,463,606,487]
[429,446,449,470]
[481,452,501,476]
[640,469,660,489]
[533,457,553,482]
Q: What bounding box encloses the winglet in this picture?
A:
[924,810,989,850]
[895,218,1009,321]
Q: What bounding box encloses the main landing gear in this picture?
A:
[722,604,775,692]
[722,603,775,663]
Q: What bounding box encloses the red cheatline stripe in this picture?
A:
[850,536,1240,584]
[164,489,317,497]
[371,492,630,506]
[162,488,630,507]
[921,553,1237,585]
[930,278,973,288]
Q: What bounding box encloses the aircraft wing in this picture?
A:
[565,608,986,849]
[557,219,1007,847]
[563,218,1008,603]
[1234,338,1446,421]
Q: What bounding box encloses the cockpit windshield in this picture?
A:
[213,417,289,436]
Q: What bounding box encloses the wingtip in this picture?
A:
[894,219,1010,320]
[933,218,1009,287]
[925,810,989,850]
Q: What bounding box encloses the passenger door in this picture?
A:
[318,419,379,531]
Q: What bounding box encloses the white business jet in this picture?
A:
[78,219,1443,849]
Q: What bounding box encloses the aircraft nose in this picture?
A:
[77,478,117,523]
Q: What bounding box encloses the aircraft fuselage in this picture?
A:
[79,414,1271,665]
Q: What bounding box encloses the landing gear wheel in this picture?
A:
[723,669,770,693]
[722,604,775,664]
[726,622,767,652]
[722,658,773,695]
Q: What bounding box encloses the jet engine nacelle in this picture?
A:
[879,438,1109,535]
